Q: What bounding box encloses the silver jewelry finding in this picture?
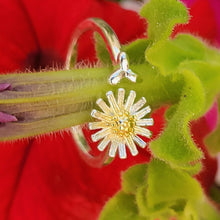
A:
[66,18,153,166]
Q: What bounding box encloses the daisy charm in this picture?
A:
[89,88,154,159]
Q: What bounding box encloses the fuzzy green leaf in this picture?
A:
[150,70,204,171]
[99,192,145,220]
[146,34,220,76]
[101,160,220,220]
[140,0,188,42]
[205,98,220,155]
[123,39,150,64]
[146,160,202,207]
[122,164,147,194]
[205,124,220,155]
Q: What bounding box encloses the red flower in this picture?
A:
[0,0,219,219]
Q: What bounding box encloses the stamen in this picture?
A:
[91,109,111,121]
[89,121,108,130]
[0,112,17,123]
[0,83,11,92]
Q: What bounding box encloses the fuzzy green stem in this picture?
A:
[0,64,182,141]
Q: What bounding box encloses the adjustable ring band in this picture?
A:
[65,18,121,68]
[65,18,137,85]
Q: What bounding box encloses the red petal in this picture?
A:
[20,0,146,64]
[0,0,38,73]
[0,1,147,219]
[191,103,218,193]
[173,0,218,44]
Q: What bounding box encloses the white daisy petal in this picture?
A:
[125,90,136,111]
[89,121,108,130]
[97,136,110,151]
[118,88,125,108]
[133,135,147,148]
[91,109,111,121]
[136,118,154,126]
[134,126,152,138]
[109,141,118,157]
[96,98,111,114]
[125,136,138,156]
[130,97,146,113]
[91,128,111,142]
[106,91,120,113]
[135,106,151,119]
[118,142,126,159]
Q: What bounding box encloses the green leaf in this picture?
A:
[123,39,151,64]
[179,61,220,112]
[146,160,202,207]
[210,184,220,204]
[99,192,145,220]
[135,160,211,220]
[146,34,220,76]
[122,164,147,194]
[101,160,220,220]
[146,34,207,75]
[140,0,188,42]
[205,123,220,155]
[150,70,205,171]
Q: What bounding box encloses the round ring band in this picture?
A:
[66,18,135,167]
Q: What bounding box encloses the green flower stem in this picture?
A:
[0,64,182,141]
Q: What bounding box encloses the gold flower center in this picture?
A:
[111,111,136,137]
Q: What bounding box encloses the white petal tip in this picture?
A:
[91,109,97,117]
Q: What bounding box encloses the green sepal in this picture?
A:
[140,0,188,42]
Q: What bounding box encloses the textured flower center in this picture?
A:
[112,111,135,137]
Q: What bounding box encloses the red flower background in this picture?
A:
[0,0,219,219]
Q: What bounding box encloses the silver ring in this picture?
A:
[66,18,153,167]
